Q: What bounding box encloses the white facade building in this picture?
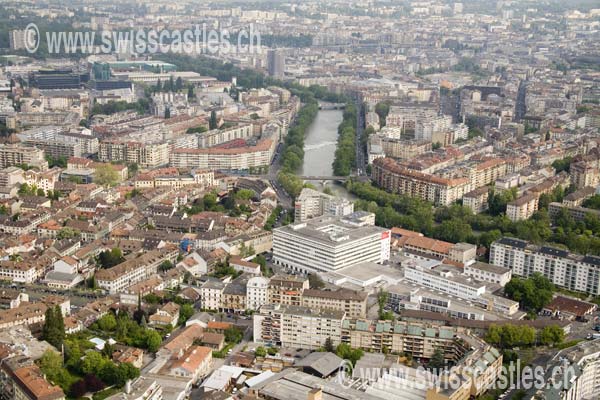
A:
[253,304,345,350]
[404,264,487,300]
[246,276,270,311]
[490,237,600,295]
[294,188,354,222]
[199,280,225,311]
[273,213,390,274]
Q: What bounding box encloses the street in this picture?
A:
[355,100,367,176]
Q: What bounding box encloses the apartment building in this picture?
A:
[246,276,270,311]
[253,304,345,350]
[0,262,40,284]
[548,202,600,223]
[415,115,452,141]
[273,214,390,274]
[380,138,431,160]
[98,140,169,168]
[462,186,489,214]
[18,127,99,157]
[490,237,600,295]
[199,280,226,311]
[268,274,309,306]
[0,144,48,171]
[562,186,596,207]
[506,194,539,221]
[385,105,438,132]
[342,319,467,361]
[0,167,24,188]
[294,188,354,222]
[469,158,507,188]
[95,248,178,294]
[196,124,254,148]
[0,302,48,330]
[134,169,214,190]
[372,157,472,206]
[1,357,65,400]
[170,139,274,171]
[301,288,368,318]
[534,340,600,400]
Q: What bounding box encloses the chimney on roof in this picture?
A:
[308,387,322,400]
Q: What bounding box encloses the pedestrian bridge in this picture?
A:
[318,102,346,110]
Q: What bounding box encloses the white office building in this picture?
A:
[273,213,390,274]
[490,237,600,295]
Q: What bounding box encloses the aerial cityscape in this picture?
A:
[0,0,598,399]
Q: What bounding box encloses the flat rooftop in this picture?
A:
[275,215,387,246]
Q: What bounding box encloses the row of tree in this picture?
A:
[332,103,357,176]
[276,98,319,198]
[347,180,600,256]
[484,324,565,348]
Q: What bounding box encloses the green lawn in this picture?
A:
[92,387,121,400]
[556,339,584,350]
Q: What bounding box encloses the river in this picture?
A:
[300,108,355,199]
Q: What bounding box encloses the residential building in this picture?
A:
[228,257,261,275]
[267,49,285,78]
[402,235,477,264]
[506,194,539,221]
[253,304,345,350]
[342,319,467,361]
[294,188,354,222]
[199,280,226,311]
[533,340,600,400]
[372,157,472,206]
[105,377,162,400]
[170,139,275,171]
[268,274,308,306]
[0,144,48,171]
[149,302,180,327]
[1,358,65,400]
[301,288,368,318]
[490,237,600,295]
[99,140,169,168]
[95,248,178,294]
[462,187,489,214]
[246,276,270,311]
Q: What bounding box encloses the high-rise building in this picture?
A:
[267,49,285,78]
